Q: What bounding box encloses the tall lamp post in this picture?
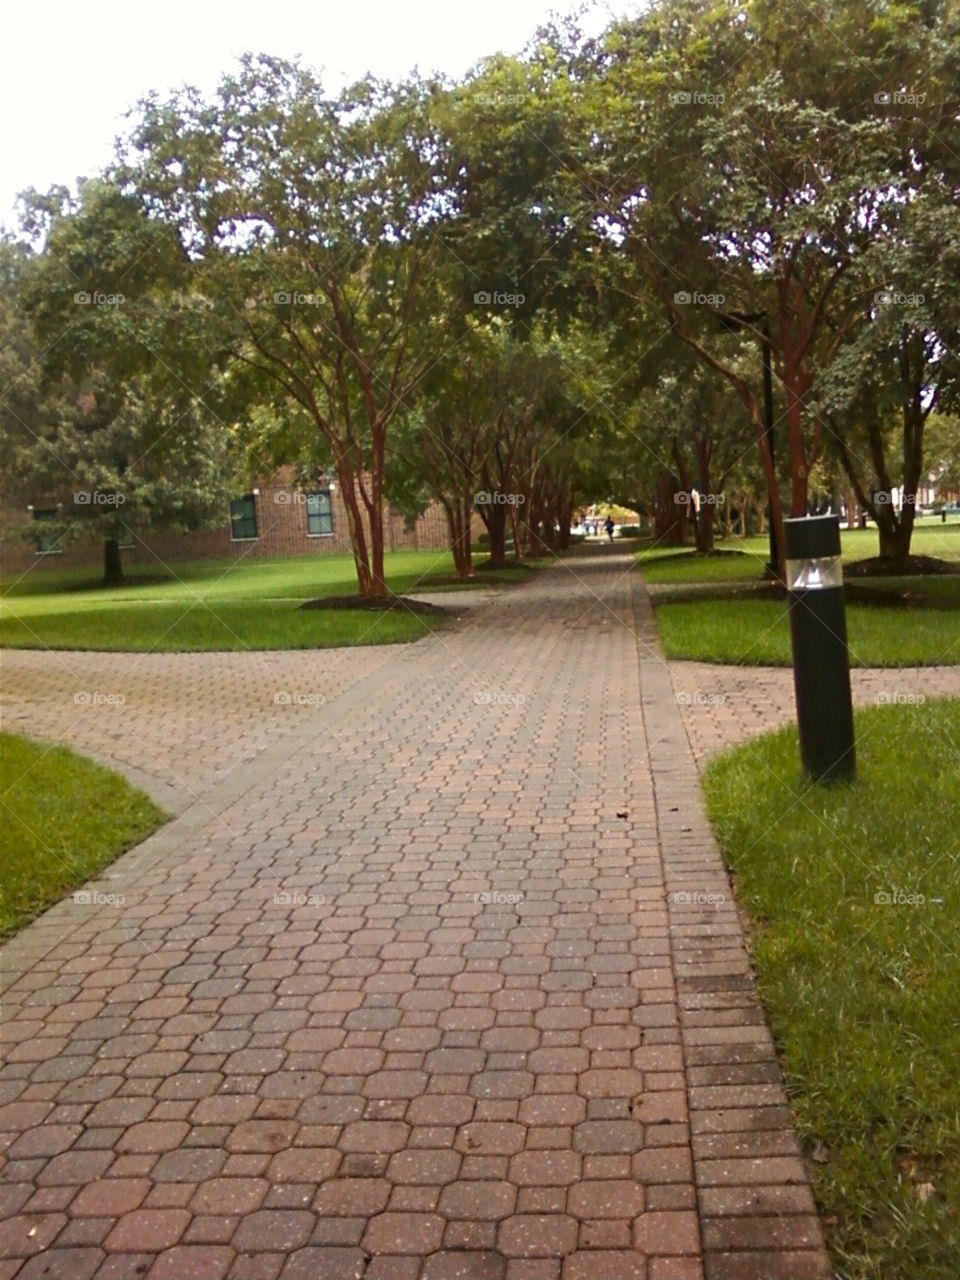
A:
[717,311,777,576]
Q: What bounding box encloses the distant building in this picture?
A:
[0,474,468,574]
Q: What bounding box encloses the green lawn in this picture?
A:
[637,520,960,585]
[637,546,770,584]
[702,700,960,1280]
[0,550,530,652]
[642,525,960,666]
[0,733,165,939]
[655,590,960,666]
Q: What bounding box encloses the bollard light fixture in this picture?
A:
[783,515,856,783]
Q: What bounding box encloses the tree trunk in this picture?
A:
[697,501,715,553]
[509,503,523,561]
[337,463,373,596]
[894,393,925,562]
[367,434,388,596]
[876,506,916,561]
[368,517,387,595]
[103,538,123,586]
[695,438,715,553]
[673,441,703,550]
[481,503,508,568]
[781,330,810,518]
[459,492,474,578]
[652,469,687,545]
[444,496,474,579]
[873,501,901,558]
[557,500,572,550]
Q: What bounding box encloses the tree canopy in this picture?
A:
[4,0,959,585]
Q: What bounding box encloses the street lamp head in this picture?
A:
[783,515,843,590]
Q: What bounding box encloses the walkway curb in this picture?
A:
[634,581,832,1280]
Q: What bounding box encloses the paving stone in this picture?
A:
[314,1178,391,1217]
[232,1209,315,1252]
[362,1212,445,1254]
[17,1248,104,1280]
[439,1180,517,1220]
[278,1248,367,1280]
[568,1179,644,1219]
[499,1215,579,1258]
[104,1209,191,1251]
[634,1210,701,1255]
[147,1245,234,1279]
[563,1251,647,1280]
[573,1121,645,1154]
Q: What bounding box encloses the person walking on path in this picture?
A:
[604,515,615,542]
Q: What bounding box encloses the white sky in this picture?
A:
[2,0,624,231]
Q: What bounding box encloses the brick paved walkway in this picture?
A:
[671,660,960,768]
[0,647,399,815]
[0,549,832,1280]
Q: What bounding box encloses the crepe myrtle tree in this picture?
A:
[568,0,960,572]
[389,330,561,574]
[389,334,497,580]
[471,332,592,566]
[815,197,960,563]
[925,413,960,503]
[115,55,461,597]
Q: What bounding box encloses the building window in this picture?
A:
[32,507,61,554]
[305,490,333,536]
[230,494,258,540]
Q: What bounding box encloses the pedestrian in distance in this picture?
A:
[604,516,615,542]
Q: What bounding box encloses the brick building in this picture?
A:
[1,480,467,575]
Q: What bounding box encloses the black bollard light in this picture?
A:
[783,514,856,783]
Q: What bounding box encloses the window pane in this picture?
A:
[32,508,60,553]
[305,491,333,535]
[230,495,258,539]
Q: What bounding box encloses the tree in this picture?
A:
[1,226,230,584]
[563,0,960,570]
[114,56,460,597]
[816,195,960,561]
[390,334,496,580]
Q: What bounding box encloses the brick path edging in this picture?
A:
[635,586,832,1280]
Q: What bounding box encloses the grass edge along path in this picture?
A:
[701,699,960,1280]
[0,732,166,939]
[0,551,549,652]
[652,594,960,668]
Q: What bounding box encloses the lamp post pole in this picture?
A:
[783,514,856,782]
[759,321,777,577]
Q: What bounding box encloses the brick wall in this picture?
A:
[1,484,475,576]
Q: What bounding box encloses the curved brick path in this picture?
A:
[0,549,834,1280]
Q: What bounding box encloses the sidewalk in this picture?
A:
[0,547,830,1280]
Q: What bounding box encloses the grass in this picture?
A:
[0,602,439,652]
[0,732,165,939]
[637,521,960,585]
[0,550,535,652]
[702,699,960,1280]
[637,546,770,584]
[642,524,960,666]
[654,589,960,666]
